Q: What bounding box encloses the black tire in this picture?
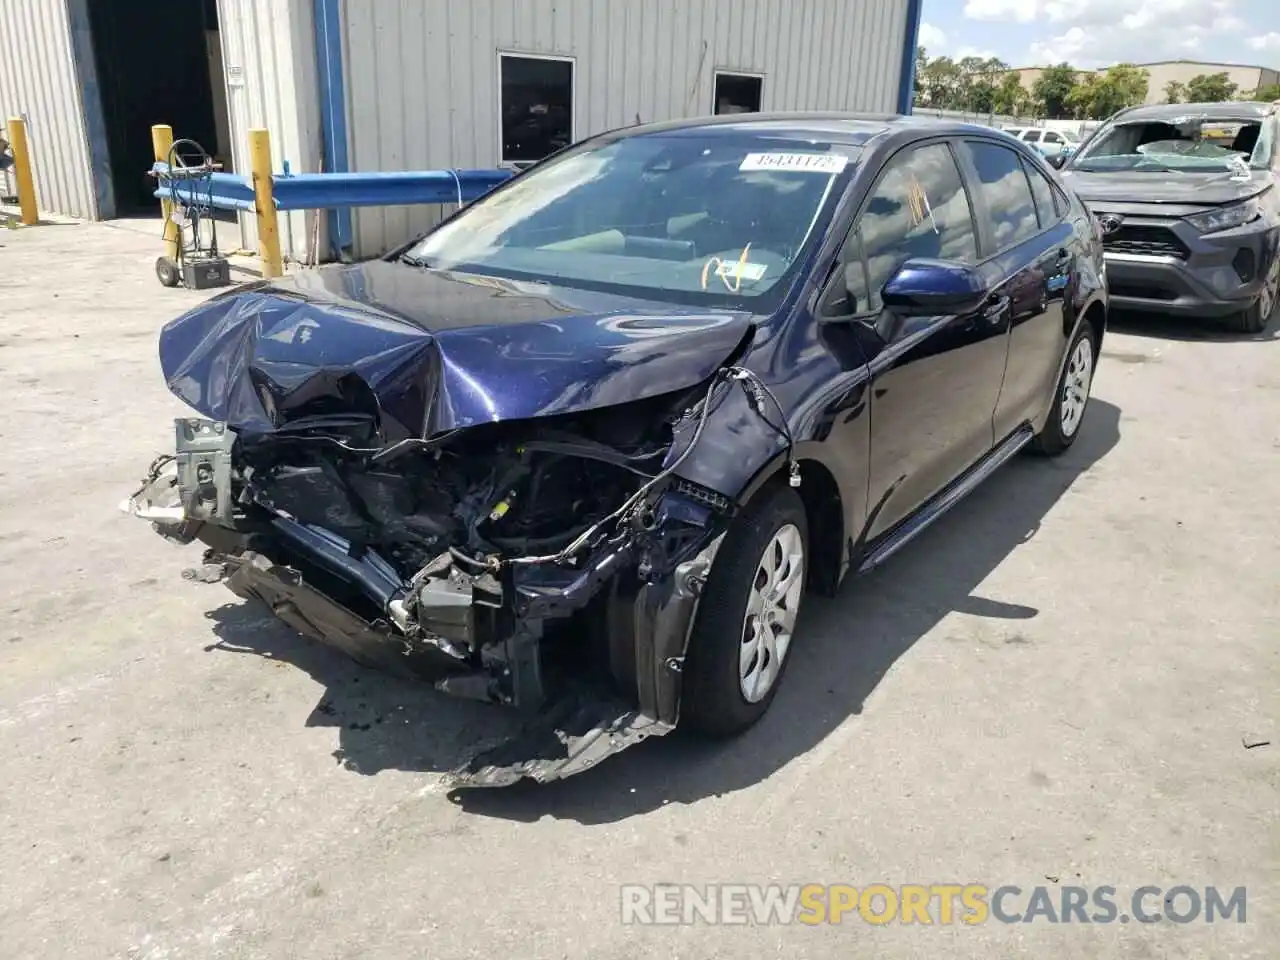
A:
[156,256,181,288]
[1031,323,1096,456]
[1225,254,1278,335]
[681,483,808,738]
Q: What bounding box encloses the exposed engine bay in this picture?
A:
[124,363,792,787]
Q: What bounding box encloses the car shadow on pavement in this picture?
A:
[202,610,531,776]
[205,400,1121,823]
[1106,308,1280,344]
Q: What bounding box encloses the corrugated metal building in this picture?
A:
[2,0,923,260]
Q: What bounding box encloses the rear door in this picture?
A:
[955,139,1076,440]
[839,140,1011,541]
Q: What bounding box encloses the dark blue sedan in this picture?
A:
[124,113,1108,786]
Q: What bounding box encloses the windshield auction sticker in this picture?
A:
[740,152,848,174]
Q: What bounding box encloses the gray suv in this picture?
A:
[1060,101,1280,333]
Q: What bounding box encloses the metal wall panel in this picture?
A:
[216,0,322,262]
[0,0,98,219]
[342,0,911,257]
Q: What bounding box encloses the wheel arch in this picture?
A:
[1082,297,1107,351]
[733,444,847,597]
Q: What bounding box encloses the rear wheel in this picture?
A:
[682,484,808,737]
[1031,324,1095,456]
[1226,252,1279,335]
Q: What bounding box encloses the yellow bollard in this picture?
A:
[151,124,180,260]
[6,116,39,226]
[248,128,283,278]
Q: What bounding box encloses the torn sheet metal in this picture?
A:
[223,551,471,683]
[448,695,674,788]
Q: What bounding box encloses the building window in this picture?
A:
[500,54,574,164]
[713,72,763,114]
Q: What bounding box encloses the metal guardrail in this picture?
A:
[148,122,517,279]
[150,163,513,212]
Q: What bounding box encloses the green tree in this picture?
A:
[1252,83,1280,101]
[916,54,1009,111]
[1186,72,1238,102]
[1065,75,1101,118]
[1033,63,1080,119]
[994,72,1026,115]
[1100,64,1150,113]
[913,46,929,105]
[1164,80,1186,104]
[1065,64,1149,120]
[919,55,963,108]
[969,79,998,113]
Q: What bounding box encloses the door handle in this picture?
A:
[982,294,1010,321]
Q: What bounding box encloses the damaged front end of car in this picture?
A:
[120,281,765,787]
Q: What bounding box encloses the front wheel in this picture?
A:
[681,484,808,738]
[1031,324,1095,456]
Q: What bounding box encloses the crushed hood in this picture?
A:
[159,260,754,441]
[1062,167,1269,209]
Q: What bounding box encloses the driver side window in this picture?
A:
[843,142,979,313]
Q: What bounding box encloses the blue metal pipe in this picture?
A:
[314,0,353,259]
[150,163,257,211]
[151,163,512,213]
[270,169,512,210]
[897,0,924,115]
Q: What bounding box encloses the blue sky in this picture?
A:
[919,0,1280,68]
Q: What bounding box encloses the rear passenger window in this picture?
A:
[961,141,1040,251]
[1043,132,1062,144]
[844,142,979,313]
[1022,159,1059,228]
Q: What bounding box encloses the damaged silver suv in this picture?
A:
[1061,100,1280,334]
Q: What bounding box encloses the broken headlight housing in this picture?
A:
[1185,197,1261,235]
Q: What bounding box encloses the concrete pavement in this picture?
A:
[0,221,1276,959]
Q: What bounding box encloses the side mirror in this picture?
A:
[881,259,986,316]
[1047,154,1067,169]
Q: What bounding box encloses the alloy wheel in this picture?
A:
[739,523,805,703]
[1060,335,1094,439]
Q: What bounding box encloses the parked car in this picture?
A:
[1060,100,1280,334]
[1003,125,1082,166]
[122,114,1107,786]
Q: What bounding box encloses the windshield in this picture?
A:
[1070,116,1271,172]
[404,132,856,307]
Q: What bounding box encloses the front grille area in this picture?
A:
[1109,279,1178,301]
[1103,225,1190,259]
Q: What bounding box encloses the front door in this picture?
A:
[841,141,1011,541]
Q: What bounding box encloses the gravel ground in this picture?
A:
[0,221,1276,959]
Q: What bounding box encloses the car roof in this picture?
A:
[1112,101,1274,123]
[610,112,1006,147]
